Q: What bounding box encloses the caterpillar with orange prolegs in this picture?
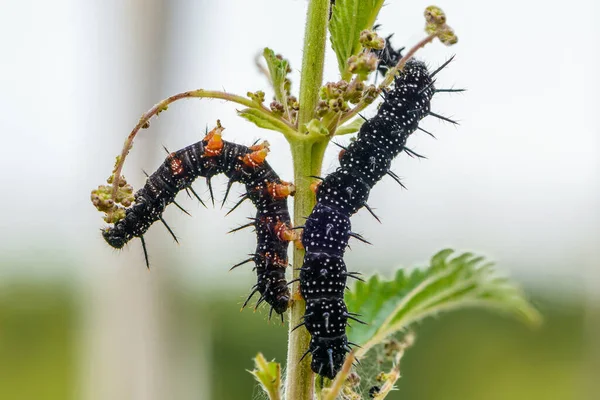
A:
[100,122,295,319]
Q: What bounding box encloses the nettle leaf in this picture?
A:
[263,48,289,104]
[237,108,296,138]
[329,0,385,79]
[248,353,282,400]
[346,249,542,357]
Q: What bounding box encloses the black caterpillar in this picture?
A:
[297,58,459,378]
[102,123,295,317]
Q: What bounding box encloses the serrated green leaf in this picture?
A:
[263,48,289,105]
[345,250,542,357]
[329,0,385,80]
[237,108,296,138]
[334,116,365,135]
[248,353,281,400]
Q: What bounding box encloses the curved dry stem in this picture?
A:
[110,89,293,200]
[372,339,411,400]
[338,33,437,127]
[378,33,436,89]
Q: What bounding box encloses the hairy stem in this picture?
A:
[286,141,318,400]
[285,1,330,399]
[110,89,293,200]
[378,33,436,89]
[297,0,330,128]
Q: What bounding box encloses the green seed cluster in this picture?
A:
[359,29,385,50]
[248,90,266,104]
[347,52,378,81]
[91,175,134,224]
[425,6,458,45]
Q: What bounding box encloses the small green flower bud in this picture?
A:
[270,101,285,116]
[437,25,458,45]
[335,80,348,93]
[104,207,126,224]
[328,97,347,112]
[423,6,458,45]
[359,29,385,50]
[247,90,266,104]
[424,5,447,26]
[287,96,299,111]
[315,100,329,118]
[344,81,365,104]
[346,372,361,387]
[348,53,378,81]
[376,372,388,382]
[320,82,343,100]
[362,85,378,103]
[425,22,438,35]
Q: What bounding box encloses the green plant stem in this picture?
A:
[287,144,314,400]
[297,0,330,128]
[285,1,330,399]
[286,140,324,400]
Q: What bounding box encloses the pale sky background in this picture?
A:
[0,1,598,399]
[0,0,598,293]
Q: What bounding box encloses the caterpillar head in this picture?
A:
[102,226,128,249]
[310,336,348,379]
[272,291,290,315]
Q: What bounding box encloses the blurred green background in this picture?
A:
[1,278,596,400]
